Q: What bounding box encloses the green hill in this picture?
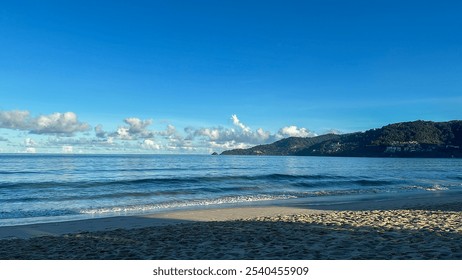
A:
[221,120,462,158]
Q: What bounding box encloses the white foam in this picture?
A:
[79,194,297,215]
[404,184,449,192]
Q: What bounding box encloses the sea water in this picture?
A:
[1,154,461,226]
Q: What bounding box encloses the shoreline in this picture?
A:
[1,190,461,240]
[1,191,461,259]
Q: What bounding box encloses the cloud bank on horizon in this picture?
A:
[0,109,316,154]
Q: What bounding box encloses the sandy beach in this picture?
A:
[1,193,461,259]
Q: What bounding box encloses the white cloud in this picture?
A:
[141,139,160,150]
[95,124,107,138]
[184,115,318,151]
[189,114,277,150]
[157,124,177,137]
[31,112,90,136]
[125,118,153,136]
[0,110,31,130]
[0,110,89,136]
[193,128,222,141]
[231,114,251,132]
[209,140,251,150]
[93,119,195,152]
[157,125,197,151]
[116,126,131,140]
[113,118,154,140]
[278,126,316,138]
[256,128,271,140]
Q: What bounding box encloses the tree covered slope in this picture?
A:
[221,120,462,158]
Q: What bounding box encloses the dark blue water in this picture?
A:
[1,154,461,226]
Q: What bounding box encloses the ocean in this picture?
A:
[1,154,461,226]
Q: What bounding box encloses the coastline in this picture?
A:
[2,190,461,240]
[1,191,461,259]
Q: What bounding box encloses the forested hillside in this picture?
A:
[221,120,462,158]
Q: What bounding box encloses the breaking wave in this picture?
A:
[402,184,450,192]
[79,194,297,215]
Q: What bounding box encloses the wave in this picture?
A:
[0,173,348,189]
[79,194,297,215]
[80,187,394,216]
[402,184,450,192]
[310,189,366,196]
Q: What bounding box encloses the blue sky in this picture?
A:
[1,0,461,153]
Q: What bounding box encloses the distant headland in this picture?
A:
[221,120,462,158]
